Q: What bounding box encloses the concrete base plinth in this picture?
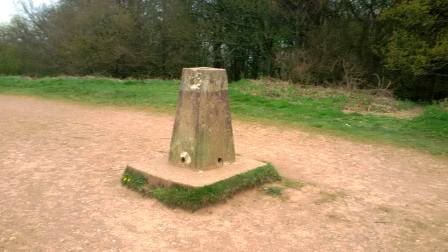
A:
[127,156,266,188]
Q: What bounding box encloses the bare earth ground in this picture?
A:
[0,94,447,252]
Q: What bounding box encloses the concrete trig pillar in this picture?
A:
[169,67,236,170]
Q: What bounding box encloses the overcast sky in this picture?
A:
[0,0,55,24]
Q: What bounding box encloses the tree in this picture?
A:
[0,0,445,100]
[382,0,448,99]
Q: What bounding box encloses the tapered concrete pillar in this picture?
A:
[169,67,236,170]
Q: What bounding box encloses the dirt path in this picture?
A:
[0,94,447,251]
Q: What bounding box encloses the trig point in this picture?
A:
[126,67,265,188]
[169,67,235,169]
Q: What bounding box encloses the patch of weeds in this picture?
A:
[122,164,280,211]
[314,191,347,205]
[281,177,305,190]
[121,167,148,192]
[264,186,284,197]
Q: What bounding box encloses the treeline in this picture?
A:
[0,0,447,100]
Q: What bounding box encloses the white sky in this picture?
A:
[0,0,55,24]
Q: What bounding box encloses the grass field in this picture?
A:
[0,76,447,155]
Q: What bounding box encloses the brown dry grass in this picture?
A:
[248,78,419,116]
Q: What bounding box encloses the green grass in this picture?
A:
[121,168,148,193]
[0,76,179,111]
[121,164,280,211]
[264,186,284,197]
[281,177,306,190]
[235,78,417,113]
[0,76,447,155]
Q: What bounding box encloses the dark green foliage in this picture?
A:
[381,0,448,100]
[1,76,447,154]
[121,164,280,211]
[0,0,446,100]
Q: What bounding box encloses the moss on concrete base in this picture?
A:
[121,164,280,211]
